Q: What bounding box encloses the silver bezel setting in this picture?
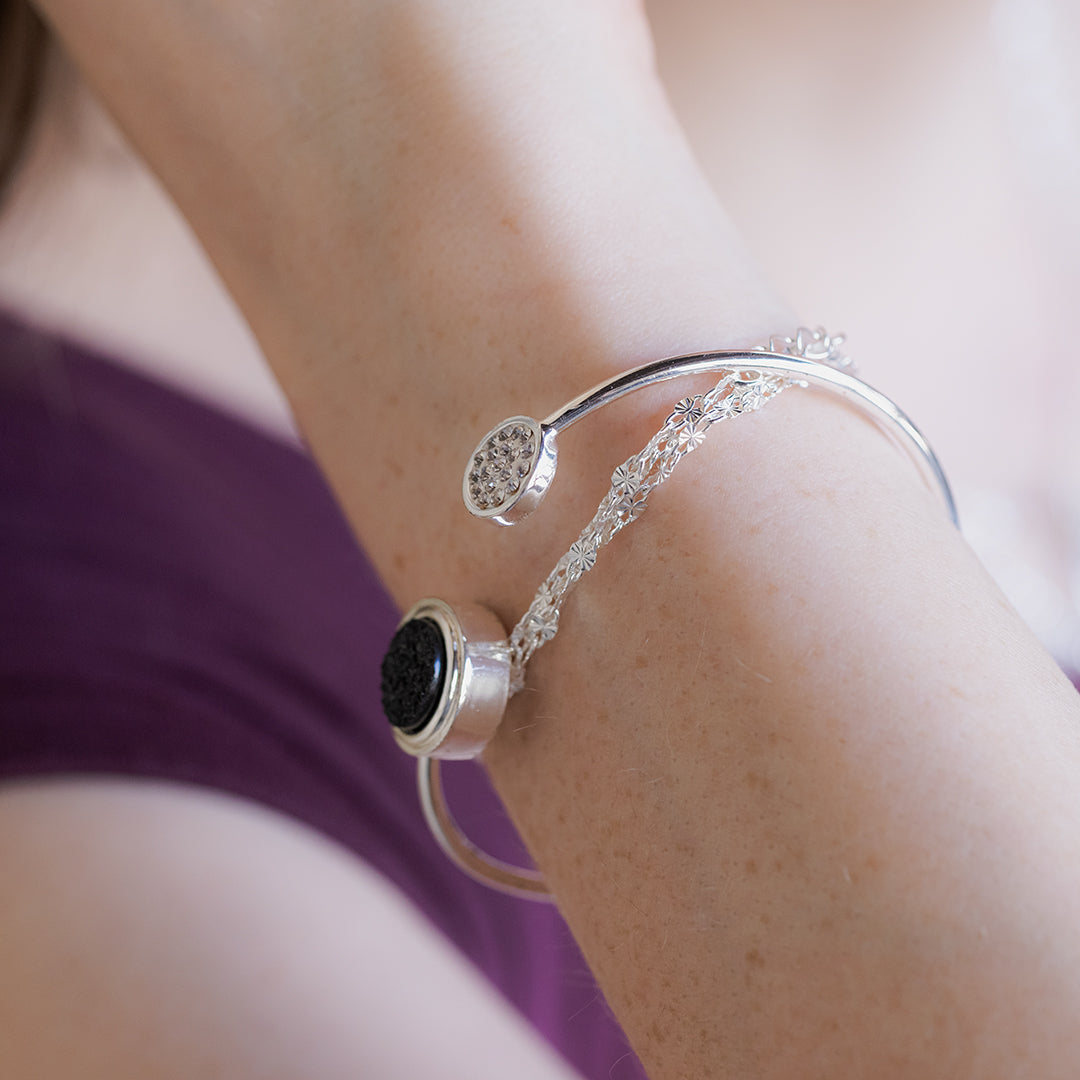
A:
[462,416,557,526]
[391,598,511,760]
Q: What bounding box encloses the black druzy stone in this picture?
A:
[381,617,447,735]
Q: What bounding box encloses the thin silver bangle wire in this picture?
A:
[544,350,957,527]
[422,349,959,901]
[418,757,548,899]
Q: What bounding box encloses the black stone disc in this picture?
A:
[381,617,447,735]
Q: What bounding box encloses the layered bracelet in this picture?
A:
[380,328,957,900]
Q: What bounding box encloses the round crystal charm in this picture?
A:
[463,415,556,525]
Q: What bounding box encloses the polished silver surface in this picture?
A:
[418,758,549,900]
[392,598,511,760]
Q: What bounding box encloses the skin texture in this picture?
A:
[7,1,1080,1076]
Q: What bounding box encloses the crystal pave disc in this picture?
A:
[462,416,557,526]
[382,598,511,760]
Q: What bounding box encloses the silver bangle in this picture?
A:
[380,328,958,900]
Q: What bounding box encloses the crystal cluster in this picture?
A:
[466,421,540,513]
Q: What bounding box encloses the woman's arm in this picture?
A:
[30,2,1080,1075]
[0,780,584,1080]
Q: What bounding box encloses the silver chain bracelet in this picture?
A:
[379,328,958,899]
[508,364,789,692]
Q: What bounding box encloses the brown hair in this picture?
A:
[0,0,49,204]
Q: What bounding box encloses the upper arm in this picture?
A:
[0,778,582,1080]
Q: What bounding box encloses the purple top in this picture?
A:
[0,311,645,1080]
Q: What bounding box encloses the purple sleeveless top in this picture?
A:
[0,311,645,1080]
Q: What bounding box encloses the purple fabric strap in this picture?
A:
[0,311,644,1080]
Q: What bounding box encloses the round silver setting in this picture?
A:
[462,416,557,526]
[391,598,511,760]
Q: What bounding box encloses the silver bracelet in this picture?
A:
[380,328,958,900]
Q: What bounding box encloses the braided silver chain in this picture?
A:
[505,327,850,693]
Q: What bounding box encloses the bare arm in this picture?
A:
[28,1,1080,1076]
[0,781,584,1079]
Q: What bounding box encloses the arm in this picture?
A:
[0,780,583,1080]
[30,2,1080,1075]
